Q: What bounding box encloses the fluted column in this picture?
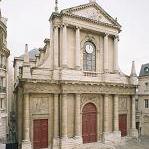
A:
[104,95,109,132]
[104,34,109,73]
[54,26,59,69]
[62,25,68,68]
[114,95,119,131]
[23,93,30,141]
[114,36,119,73]
[75,94,81,137]
[132,96,136,129]
[62,94,68,138]
[54,94,59,138]
[75,27,81,70]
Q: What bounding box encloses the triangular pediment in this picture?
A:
[61,2,121,27]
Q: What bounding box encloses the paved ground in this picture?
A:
[115,136,149,149]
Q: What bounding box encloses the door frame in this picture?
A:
[82,102,97,143]
[119,114,127,137]
[33,119,49,149]
[31,116,49,148]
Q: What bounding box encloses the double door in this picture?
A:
[33,119,48,149]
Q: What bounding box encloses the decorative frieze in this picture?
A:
[119,97,127,111]
[22,80,136,95]
[30,97,49,114]
[81,94,98,107]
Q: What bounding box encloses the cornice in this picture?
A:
[2,46,10,57]
[61,2,121,27]
[19,78,135,88]
[62,13,121,31]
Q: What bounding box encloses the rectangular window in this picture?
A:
[144,99,149,108]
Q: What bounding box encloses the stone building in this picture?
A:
[14,0,138,149]
[0,7,10,143]
[136,63,149,136]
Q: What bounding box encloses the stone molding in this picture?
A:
[20,79,136,95]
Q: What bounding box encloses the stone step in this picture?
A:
[73,142,115,149]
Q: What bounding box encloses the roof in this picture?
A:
[139,63,149,77]
[18,48,39,60]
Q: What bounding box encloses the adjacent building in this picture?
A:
[0,7,10,143]
[14,0,138,149]
[137,63,149,136]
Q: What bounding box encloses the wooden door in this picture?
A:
[33,119,48,149]
[82,103,97,143]
[119,114,127,137]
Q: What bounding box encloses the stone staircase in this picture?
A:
[73,142,115,149]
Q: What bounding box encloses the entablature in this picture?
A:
[18,79,136,95]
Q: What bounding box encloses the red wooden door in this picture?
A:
[82,103,97,143]
[119,114,127,137]
[33,119,48,149]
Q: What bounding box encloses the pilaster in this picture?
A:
[114,35,119,73]
[53,94,60,149]
[74,94,83,143]
[75,27,81,70]
[62,24,68,68]
[54,26,59,69]
[129,96,138,138]
[21,93,32,149]
[104,34,109,73]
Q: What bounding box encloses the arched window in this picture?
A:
[83,41,96,71]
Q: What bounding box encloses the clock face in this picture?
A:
[85,43,94,54]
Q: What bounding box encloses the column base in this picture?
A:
[114,70,119,74]
[129,129,138,138]
[102,131,121,144]
[21,140,32,149]
[53,138,60,149]
[60,137,83,149]
[104,69,109,74]
[75,66,81,71]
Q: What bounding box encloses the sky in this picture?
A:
[1,0,149,75]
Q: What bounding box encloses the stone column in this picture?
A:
[103,94,109,143]
[62,24,68,68]
[129,96,138,137]
[114,36,119,73]
[22,93,32,149]
[104,34,109,73]
[104,95,109,132]
[114,95,119,131]
[62,94,68,138]
[75,94,81,137]
[54,94,59,138]
[132,96,136,129]
[54,26,59,69]
[75,27,81,70]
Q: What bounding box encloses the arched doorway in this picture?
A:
[82,103,97,143]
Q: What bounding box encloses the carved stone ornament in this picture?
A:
[30,98,49,114]
[81,94,98,107]
[119,97,127,111]
[73,8,102,21]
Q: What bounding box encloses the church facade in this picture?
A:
[14,1,138,149]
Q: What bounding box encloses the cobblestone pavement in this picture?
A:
[115,136,149,149]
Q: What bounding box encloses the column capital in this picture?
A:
[76,93,81,96]
[62,23,68,27]
[104,33,109,37]
[54,93,59,96]
[104,94,110,98]
[114,35,119,41]
[76,26,82,30]
[114,94,119,98]
[53,25,60,29]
